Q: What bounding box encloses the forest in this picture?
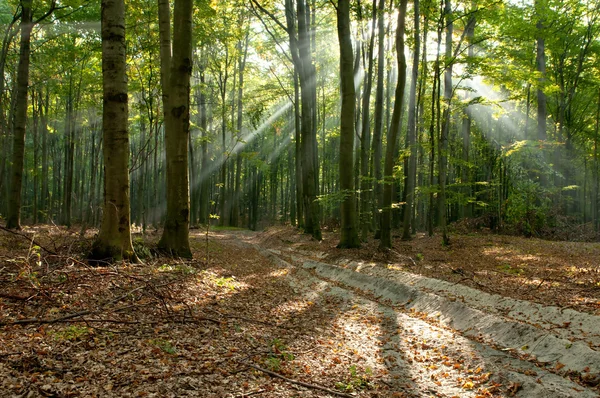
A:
[0,0,600,397]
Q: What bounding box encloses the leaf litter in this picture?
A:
[0,225,598,397]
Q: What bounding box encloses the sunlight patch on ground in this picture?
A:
[269,298,314,320]
[268,268,289,278]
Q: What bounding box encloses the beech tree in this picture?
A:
[336,0,360,248]
[157,0,193,257]
[89,0,137,262]
[380,0,407,249]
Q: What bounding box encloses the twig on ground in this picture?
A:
[390,249,417,267]
[238,361,354,398]
[0,225,57,255]
[0,285,145,327]
[235,389,266,398]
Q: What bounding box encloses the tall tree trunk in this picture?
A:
[90,0,137,262]
[293,71,304,228]
[337,0,360,248]
[297,0,321,240]
[402,0,420,240]
[40,89,49,222]
[460,6,475,220]
[535,0,547,141]
[371,0,385,238]
[359,0,377,241]
[198,59,209,225]
[380,0,407,249]
[158,0,193,257]
[232,31,249,227]
[6,0,33,229]
[438,0,453,246]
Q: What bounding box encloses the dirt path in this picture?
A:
[215,228,600,397]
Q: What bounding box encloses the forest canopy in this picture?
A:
[0,0,599,247]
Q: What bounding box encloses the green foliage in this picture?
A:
[335,365,373,392]
[132,238,152,260]
[158,264,197,275]
[504,180,551,237]
[149,339,177,354]
[263,338,294,372]
[52,326,91,341]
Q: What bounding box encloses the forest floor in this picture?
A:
[0,224,599,397]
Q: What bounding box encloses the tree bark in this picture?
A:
[337,0,360,248]
[370,0,385,238]
[438,0,453,246]
[402,0,420,240]
[380,0,407,249]
[6,0,33,229]
[90,0,137,263]
[158,0,193,258]
[535,0,547,141]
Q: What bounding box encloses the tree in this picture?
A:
[5,0,34,229]
[157,0,193,258]
[336,0,360,248]
[402,0,420,240]
[380,0,407,249]
[89,0,137,262]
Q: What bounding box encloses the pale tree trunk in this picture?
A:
[380,0,407,249]
[294,71,304,228]
[461,6,475,220]
[6,0,33,229]
[32,88,38,224]
[371,0,385,238]
[337,0,360,248]
[90,0,137,262]
[198,56,209,225]
[535,0,547,141]
[359,0,376,241]
[158,0,193,258]
[231,30,249,227]
[40,89,49,222]
[401,0,419,240]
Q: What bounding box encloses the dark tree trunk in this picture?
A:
[337,0,360,248]
[380,0,407,249]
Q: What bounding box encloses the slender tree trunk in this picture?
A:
[594,88,600,232]
[371,0,385,238]
[461,6,475,220]
[535,0,547,141]
[198,60,209,225]
[359,0,377,241]
[6,0,33,229]
[232,31,249,227]
[40,89,49,222]
[438,0,453,246]
[402,0,420,240]
[30,89,38,224]
[337,0,360,248]
[90,0,137,262]
[380,0,407,249]
[158,0,193,257]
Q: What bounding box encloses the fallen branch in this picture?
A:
[0,225,57,255]
[235,389,266,398]
[239,361,354,398]
[0,286,145,327]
